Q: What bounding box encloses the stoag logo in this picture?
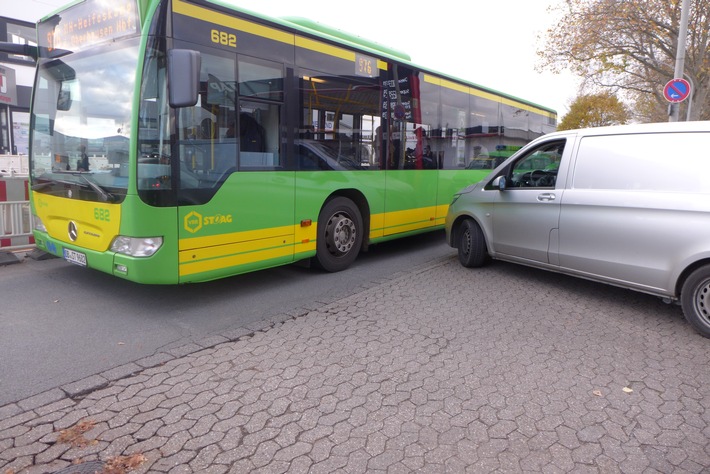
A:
[184,210,233,234]
[184,211,203,234]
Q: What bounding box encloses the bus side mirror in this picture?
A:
[168,49,201,107]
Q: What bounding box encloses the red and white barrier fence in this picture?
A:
[0,175,35,250]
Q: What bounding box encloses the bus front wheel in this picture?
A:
[315,197,363,272]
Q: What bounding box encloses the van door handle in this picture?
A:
[537,193,556,202]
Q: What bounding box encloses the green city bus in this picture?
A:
[15,0,556,284]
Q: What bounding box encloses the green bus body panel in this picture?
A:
[171,168,491,284]
[113,195,180,284]
[177,172,297,283]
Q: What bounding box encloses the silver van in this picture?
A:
[445,121,710,338]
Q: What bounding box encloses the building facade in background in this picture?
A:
[0,16,36,157]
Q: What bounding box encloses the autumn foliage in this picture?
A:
[557,92,630,130]
[538,0,709,122]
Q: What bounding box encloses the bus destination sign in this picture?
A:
[39,0,139,54]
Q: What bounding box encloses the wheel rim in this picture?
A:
[325,212,356,256]
[693,277,710,324]
[461,227,472,258]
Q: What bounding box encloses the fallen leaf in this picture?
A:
[622,387,633,393]
[56,419,96,447]
[117,342,125,345]
[593,390,603,397]
[102,453,147,474]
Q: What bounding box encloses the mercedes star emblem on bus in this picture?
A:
[68,222,78,241]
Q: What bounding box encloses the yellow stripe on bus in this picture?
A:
[369,213,385,239]
[296,36,354,62]
[179,234,293,263]
[383,206,438,235]
[180,244,294,276]
[424,74,554,119]
[172,0,295,45]
[173,0,387,70]
[178,223,317,276]
[177,204,446,276]
[179,224,294,251]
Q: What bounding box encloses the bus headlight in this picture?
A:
[33,215,47,232]
[110,236,163,257]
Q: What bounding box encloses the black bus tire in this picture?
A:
[315,197,363,272]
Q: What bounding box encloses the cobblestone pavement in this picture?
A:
[1,257,709,473]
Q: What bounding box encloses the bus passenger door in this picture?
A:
[174,47,294,282]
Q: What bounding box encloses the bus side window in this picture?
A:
[238,101,281,169]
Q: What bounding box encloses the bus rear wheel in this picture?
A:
[315,197,363,272]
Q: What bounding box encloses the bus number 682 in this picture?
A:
[211,29,236,48]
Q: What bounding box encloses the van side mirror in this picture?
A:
[168,49,201,107]
[492,176,508,191]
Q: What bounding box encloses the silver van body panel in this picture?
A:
[445,121,710,300]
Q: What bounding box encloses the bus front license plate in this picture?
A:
[63,248,87,267]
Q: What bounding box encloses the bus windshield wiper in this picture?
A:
[31,172,116,202]
[31,176,73,191]
[73,173,116,202]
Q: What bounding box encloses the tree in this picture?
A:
[538,0,710,122]
[557,92,630,130]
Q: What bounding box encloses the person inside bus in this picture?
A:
[239,112,266,152]
[225,119,236,139]
[78,145,89,171]
[200,118,216,140]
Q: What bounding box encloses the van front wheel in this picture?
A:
[680,265,710,338]
[457,219,488,268]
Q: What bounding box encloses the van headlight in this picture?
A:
[110,236,163,257]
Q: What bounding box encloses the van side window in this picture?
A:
[573,133,710,192]
[508,140,565,188]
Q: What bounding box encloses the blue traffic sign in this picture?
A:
[664,78,691,103]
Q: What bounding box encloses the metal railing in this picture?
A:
[1,157,35,251]
[0,200,35,251]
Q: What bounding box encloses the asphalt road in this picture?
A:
[0,231,453,407]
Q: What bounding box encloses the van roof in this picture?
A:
[548,120,710,138]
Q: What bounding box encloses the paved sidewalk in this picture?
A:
[1,258,709,473]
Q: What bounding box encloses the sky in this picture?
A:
[5,0,581,117]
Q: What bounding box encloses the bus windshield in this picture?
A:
[30,39,140,200]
